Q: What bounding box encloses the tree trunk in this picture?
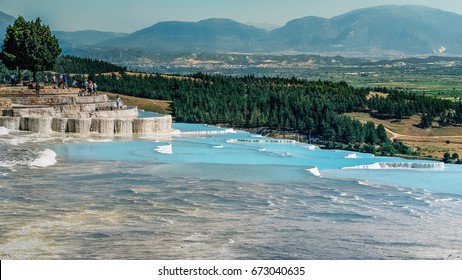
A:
[17,67,22,84]
[33,71,37,82]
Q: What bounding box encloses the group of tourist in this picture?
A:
[77,79,98,96]
[8,73,123,109]
[50,73,68,89]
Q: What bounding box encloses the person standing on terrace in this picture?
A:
[116,95,121,109]
[35,81,40,97]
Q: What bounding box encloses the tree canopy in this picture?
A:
[0,16,61,82]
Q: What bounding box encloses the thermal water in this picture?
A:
[1,122,461,259]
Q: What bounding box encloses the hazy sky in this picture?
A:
[1,0,461,33]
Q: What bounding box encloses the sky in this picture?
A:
[1,0,461,33]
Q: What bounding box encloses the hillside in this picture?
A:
[95,5,462,56]
[97,18,271,52]
[53,30,127,48]
[272,5,462,55]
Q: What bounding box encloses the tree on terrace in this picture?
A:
[0,16,61,82]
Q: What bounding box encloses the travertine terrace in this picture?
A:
[0,86,172,136]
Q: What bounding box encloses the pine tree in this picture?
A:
[443,151,451,163]
[419,113,434,128]
[1,16,61,82]
[376,124,389,143]
[364,122,379,145]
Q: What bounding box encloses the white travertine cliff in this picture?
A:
[0,94,172,136]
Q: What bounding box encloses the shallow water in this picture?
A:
[1,123,462,259]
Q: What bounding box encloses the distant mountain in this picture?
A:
[271,5,462,55]
[53,30,127,49]
[3,5,462,58]
[95,5,462,56]
[97,18,271,52]
[0,11,15,41]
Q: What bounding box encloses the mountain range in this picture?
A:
[1,5,462,57]
[52,30,127,49]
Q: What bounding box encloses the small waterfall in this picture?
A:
[92,119,115,135]
[114,119,133,136]
[19,117,29,131]
[52,118,68,133]
[66,119,76,133]
[73,118,92,134]
[152,115,173,133]
[21,117,53,133]
[0,117,20,130]
[132,118,150,135]
[133,116,172,135]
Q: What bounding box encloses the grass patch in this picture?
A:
[101,91,172,114]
